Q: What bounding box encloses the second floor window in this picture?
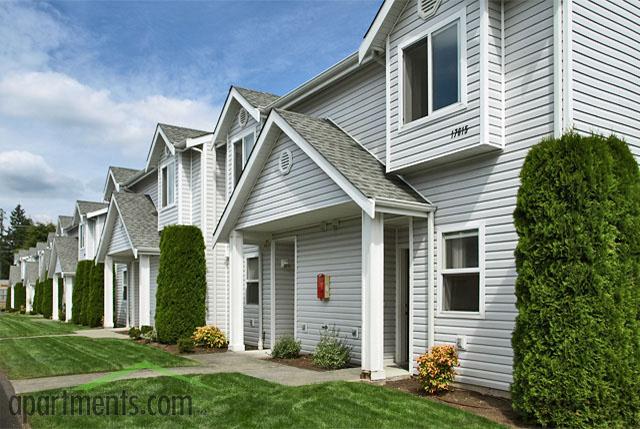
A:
[79,224,85,248]
[233,132,255,186]
[402,18,461,124]
[161,161,175,208]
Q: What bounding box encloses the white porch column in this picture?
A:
[52,276,59,320]
[26,285,33,313]
[138,255,151,326]
[229,230,245,351]
[10,285,14,309]
[104,257,114,328]
[65,276,73,322]
[362,211,385,381]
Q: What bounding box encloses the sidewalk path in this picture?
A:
[12,350,409,394]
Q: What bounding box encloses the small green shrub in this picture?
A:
[140,325,154,335]
[417,345,459,395]
[271,336,301,359]
[128,327,141,340]
[312,329,352,369]
[192,325,227,349]
[177,337,195,353]
[155,226,206,343]
[142,328,157,344]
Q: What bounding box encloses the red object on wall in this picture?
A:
[317,274,330,300]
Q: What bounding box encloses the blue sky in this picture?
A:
[0,0,381,223]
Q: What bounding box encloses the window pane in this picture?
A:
[443,273,479,311]
[234,140,243,186]
[161,167,168,207]
[242,133,255,166]
[445,231,478,269]
[432,22,459,111]
[167,162,175,205]
[403,38,428,123]
[246,257,259,280]
[246,282,259,305]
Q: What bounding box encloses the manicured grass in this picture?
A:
[28,373,503,428]
[0,313,84,338]
[0,337,196,379]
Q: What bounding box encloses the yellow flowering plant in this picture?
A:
[416,344,459,395]
[192,325,228,349]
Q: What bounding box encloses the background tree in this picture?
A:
[23,223,55,249]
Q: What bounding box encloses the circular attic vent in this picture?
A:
[279,149,293,175]
[238,109,248,127]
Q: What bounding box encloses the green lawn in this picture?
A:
[27,373,503,428]
[0,313,84,338]
[0,337,196,379]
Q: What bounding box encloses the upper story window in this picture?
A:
[400,12,465,125]
[233,132,255,186]
[161,161,175,208]
[438,223,484,318]
[79,223,85,249]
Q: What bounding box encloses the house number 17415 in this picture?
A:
[451,125,469,139]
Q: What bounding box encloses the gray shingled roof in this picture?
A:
[25,262,38,286]
[53,236,78,274]
[28,247,37,257]
[9,266,20,286]
[47,232,55,244]
[77,200,109,215]
[158,124,211,150]
[113,192,159,251]
[58,215,73,230]
[276,109,426,204]
[110,166,139,185]
[235,87,280,110]
[36,242,47,251]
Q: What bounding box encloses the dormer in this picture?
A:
[360,0,503,171]
[103,166,139,202]
[73,200,108,261]
[145,123,213,229]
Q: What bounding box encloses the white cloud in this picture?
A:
[0,150,83,197]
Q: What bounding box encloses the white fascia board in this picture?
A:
[210,89,234,148]
[87,208,108,219]
[102,170,117,201]
[210,88,260,150]
[212,110,376,245]
[373,197,434,218]
[186,133,213,149]
[230,88,261,122]
[359,0,396,63]
[144,125,175,171]
[95,199,117,263]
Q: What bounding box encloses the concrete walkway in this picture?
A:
[12,350,409,394]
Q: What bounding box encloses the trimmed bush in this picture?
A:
[41,278,53,319]
[192,325,227,349]
[13,282,25,312]
[128,327,141,340]
[417,345,459,395]
[271,336,301,359]
[155,225,206,344]
[177,337,195,353]
[5,286,10,310]
[312,328,352,369]
[32,280,40,314]
[83,263,104,327]
[512,133,640,428]
[72,260,92,324]
[57,280,64,319]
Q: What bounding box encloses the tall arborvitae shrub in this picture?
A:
[6,287,11,310]
[72,260,92,324]
[85,263,104,327]
[57,279,64,320]
[13,282,25,311]
[155,225,206,343]
[32,280,40,314]
[512,133,640,428]
[41,279,53,319]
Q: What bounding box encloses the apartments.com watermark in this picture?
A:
[9,390,193,417]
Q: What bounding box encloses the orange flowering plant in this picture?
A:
[416,344,459,395]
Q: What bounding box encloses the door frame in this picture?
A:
[395,243,410,366]
[270,236,297,348]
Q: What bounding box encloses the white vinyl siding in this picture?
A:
[108,217,131,255]
[405,0,555,392]
[130,172,159,208]
[571,0,640,158]
[149,255,159,325]
[191,151,202,227]
[274,241,295,341]
[158,153,178,229]
[236,134,350,229]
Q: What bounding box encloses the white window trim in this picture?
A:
[79,222,85,250]
[397,7,467,133]
[230,127,257,188]
[159,158,176,211]
[245,251,260,307]
[436,220,485,319]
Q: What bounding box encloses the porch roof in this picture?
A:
[50,236,78,275]
[213,108,431,244]
[25,262,38,286]
[9,266,20,286]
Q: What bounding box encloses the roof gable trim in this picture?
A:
[211,87,262,148]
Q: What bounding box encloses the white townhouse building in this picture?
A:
[204,0,640,393]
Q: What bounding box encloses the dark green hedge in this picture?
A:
[32,280,40,314]
[155,225,206,343]
[5,286,11,310]
[512,133,640,428]
[41,278,53,319]
[13,282,25,312]
[85,263,104,327]
[72,260,93,324]
[58,279,64,320]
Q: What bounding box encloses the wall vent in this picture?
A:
[238,108,248,127]
[279,149,293,175]
[417,0,441,19]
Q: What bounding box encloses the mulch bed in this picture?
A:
[136,340,227,355]
[269,354,357,372]
[384,377,535,428]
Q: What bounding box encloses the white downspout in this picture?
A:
[427,211,435,351]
